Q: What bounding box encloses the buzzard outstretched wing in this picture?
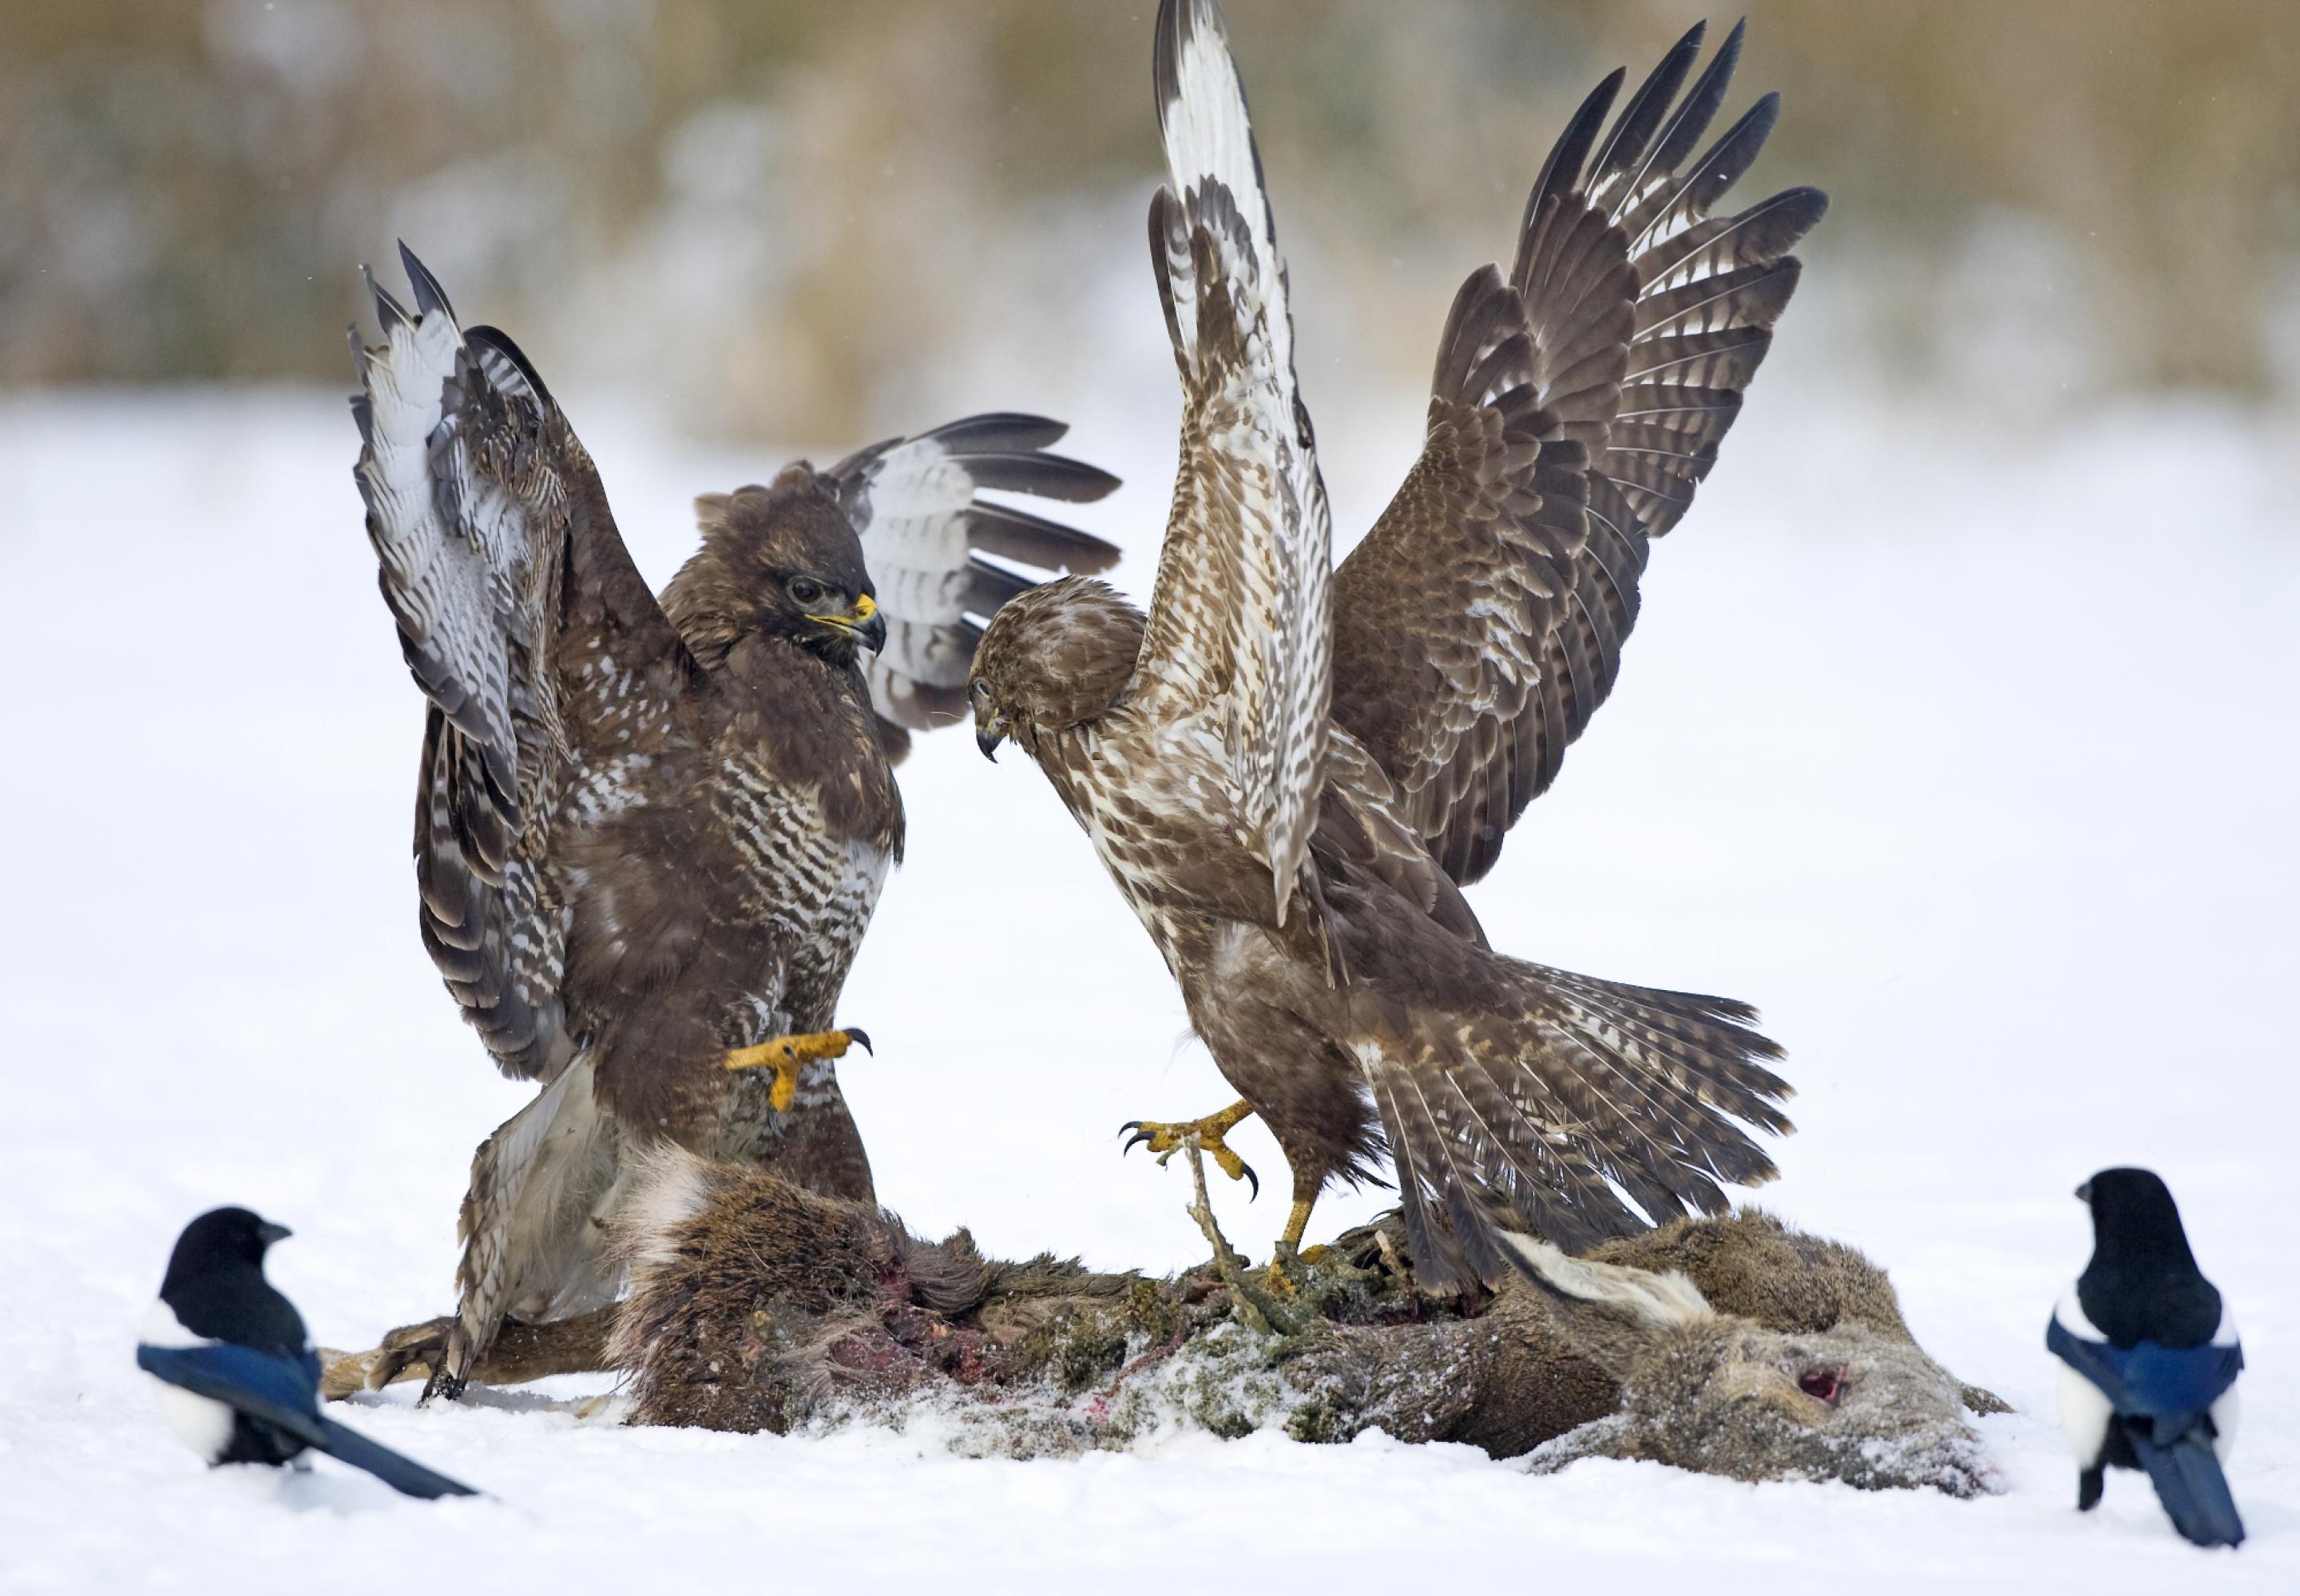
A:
[824,415,1121,761]
[351,245,691,1082]
[1331,21,1826,885]
[1329,270,1593,889]
[1133,0,1334,918]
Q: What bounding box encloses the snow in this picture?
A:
[1,378,2294,1593]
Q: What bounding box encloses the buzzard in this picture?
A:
[970,2,1823,1286]
[351,248,1119,1396]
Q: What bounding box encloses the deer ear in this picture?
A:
[1495,1229,1717,1377]
[1495,1230,1714,1326]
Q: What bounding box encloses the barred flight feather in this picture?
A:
[351,247,1117,1392]
[1334,16,1821,890]
[824,415,1118,742]
[967,7,1810,1301]
[1137,0,1333,921]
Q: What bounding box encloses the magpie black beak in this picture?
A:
[257,1220,293,1246]
[2073,1179,2093,1205]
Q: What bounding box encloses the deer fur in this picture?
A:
[589,1149,1999,1493]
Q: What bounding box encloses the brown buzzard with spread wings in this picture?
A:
[971,2,1822,1285]
[351,249,1117,1393]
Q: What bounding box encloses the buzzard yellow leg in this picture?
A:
[724,1028,872,1114]
[1280,1198,1314,1251]
[1260,1198,1330,1297]
[1120,1099,1259,1196]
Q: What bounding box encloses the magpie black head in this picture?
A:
[158,1206,305,1355]
[2078,1168,2197,1268]
[163,1206,290,1284]
[2075,1167,2219,1349]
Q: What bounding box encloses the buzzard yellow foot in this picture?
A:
[1120,1099,1259,1198]
[724,1028,873,1113]
[1261,1201,1328,1296]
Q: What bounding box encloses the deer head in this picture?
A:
[1497,1230,1997,1497]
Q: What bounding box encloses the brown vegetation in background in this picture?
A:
[3,1,2296,436]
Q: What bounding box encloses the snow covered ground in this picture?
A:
[2,376,2294,1593]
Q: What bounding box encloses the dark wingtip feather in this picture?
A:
[922,413,1071,453]
[1588,21,1707,188]
[1151,0,1194,125]
[361,263,410,334]
[953,450,1122,505]
[965,501,1124,574]
[464,324,556,409]
[396,241,456,320]
[1152,0,1271,227]
[1745,89,1783,143]
[1727,186,1830,268]
[962,555,1035,616]
[1525,69,1624,228]
[1640,18,1747,184]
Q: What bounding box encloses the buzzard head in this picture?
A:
[969,576,1144,761]
[681,466,886,664]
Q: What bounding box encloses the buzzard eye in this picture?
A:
[788,578,823,604]
[970,679,989,702]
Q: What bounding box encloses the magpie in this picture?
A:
[137,1207,478,1499]
[2049,1168,2242,1548]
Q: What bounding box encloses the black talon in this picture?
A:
[1121,1127,1152,1155]
[1241,1162,1260,1201]
[845,1027,873,1055]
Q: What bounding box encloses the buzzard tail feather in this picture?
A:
[1367,963,1790,1285]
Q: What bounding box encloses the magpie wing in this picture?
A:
[136,1343,327,1448]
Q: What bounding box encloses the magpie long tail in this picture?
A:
[2131,1423,2245,1548]
[314,1415,478,1499]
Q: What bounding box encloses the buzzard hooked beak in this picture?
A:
[816,592,886,653]
[851,594,886,654]
[975,710,1005,762]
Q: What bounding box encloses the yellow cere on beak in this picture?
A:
[818,592,886,653]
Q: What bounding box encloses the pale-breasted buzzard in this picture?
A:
[970,2,1822,1285]
[351,249,1118,1394]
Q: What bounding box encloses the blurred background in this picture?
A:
[7,0,2300,438]
[6,13,2300,1580]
